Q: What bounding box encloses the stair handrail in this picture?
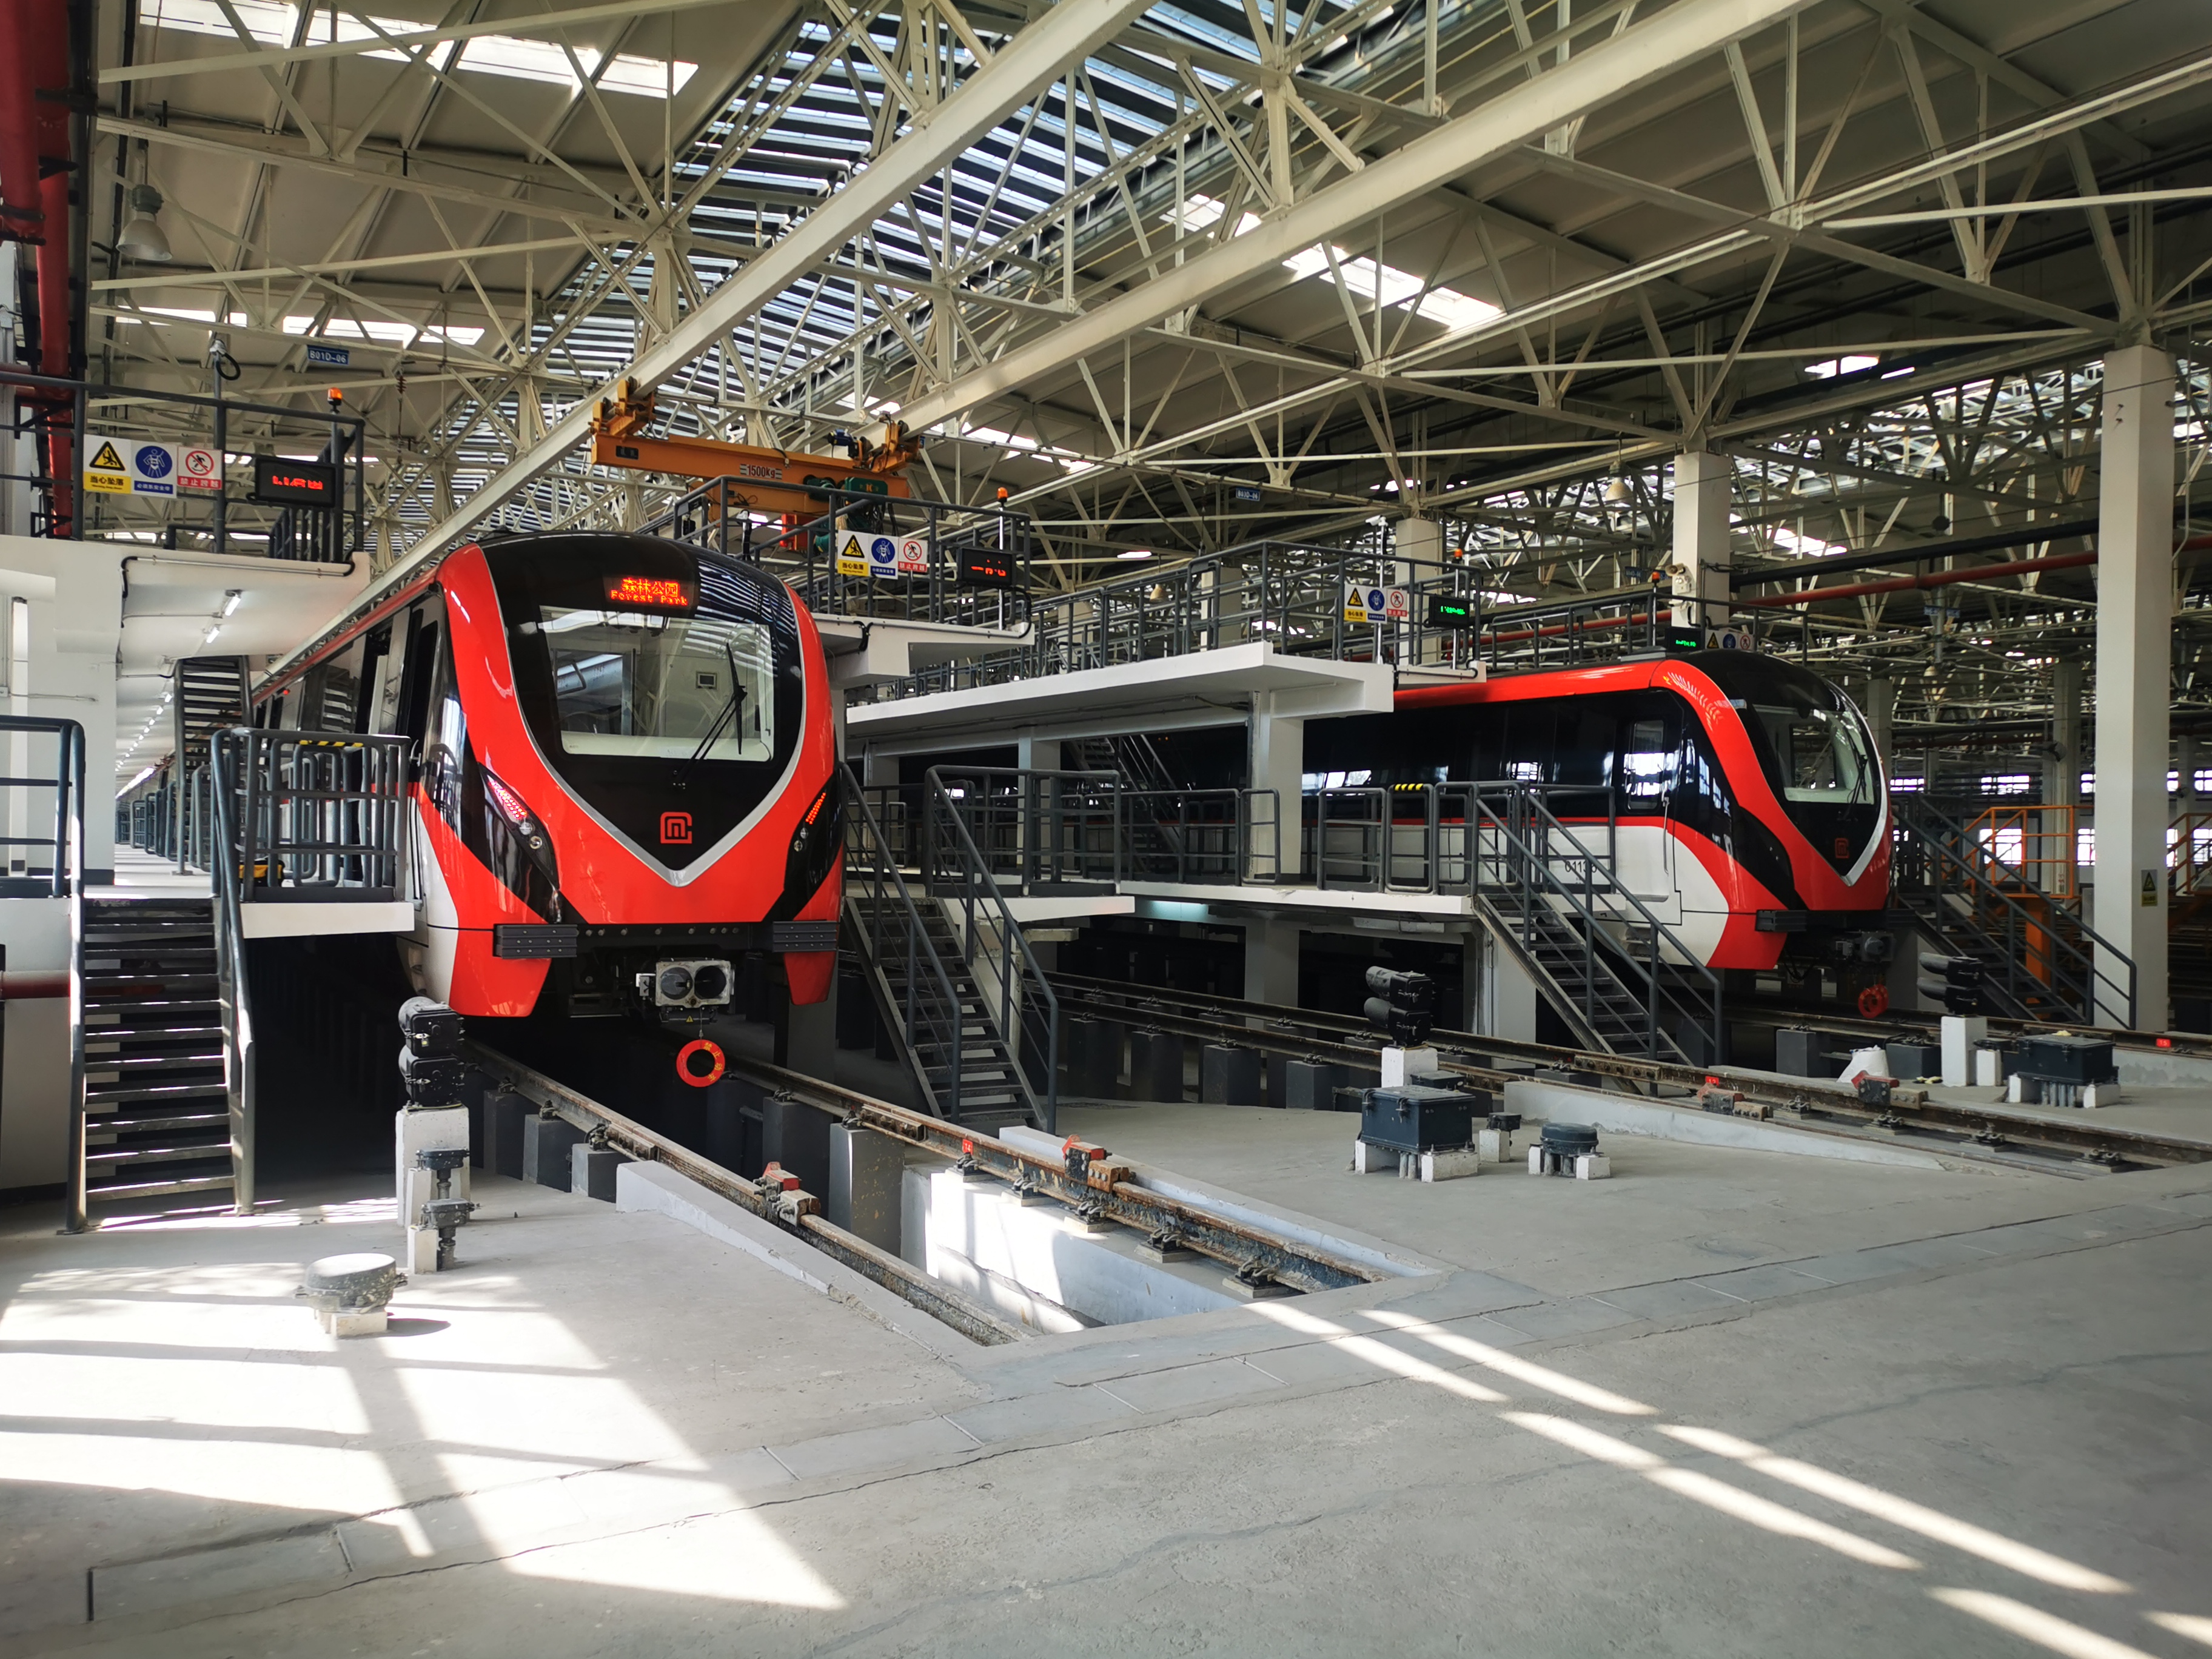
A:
[1893,797,2134,1027]
[3,717,88,1232]
[209,729,259,1216]
[1461,780,1723,1065]
[923,767,1060,1132]
[838,763,970,1122]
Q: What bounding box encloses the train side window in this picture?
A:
[1622,717,1677,801]
[1498,705,1553,783]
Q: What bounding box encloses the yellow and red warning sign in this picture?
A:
[83,435,218,497]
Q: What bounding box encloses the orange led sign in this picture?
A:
[602,574,697,610]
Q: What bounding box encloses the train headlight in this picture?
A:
[649,959,734,1010]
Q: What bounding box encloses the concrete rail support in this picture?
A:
[1242,917,1299,1013]
[2091,344,2176,1030]
[1671,449,1732,626]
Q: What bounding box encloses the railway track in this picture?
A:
[1047,973,2212,1178]
[468,1040,1391,1336]
[1729,998,2212,1061]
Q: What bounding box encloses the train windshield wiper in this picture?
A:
[675,638,746,789]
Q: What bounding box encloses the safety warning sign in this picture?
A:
[84,435,194,497]
[835,532,870,577]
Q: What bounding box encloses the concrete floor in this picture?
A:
[3,1105,2210,1658]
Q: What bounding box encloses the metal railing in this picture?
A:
[1121,788,1279,885]
[224,731,409,899]
[923,769,1061,1130]
[1468,782,1723,1065]
[208,730,259,1216]
[1,718,89,1230]
[925,767,1121,893]
[1965,803,2079,902]
[1892,799,2134,1027]
[839,763,973,1124]
[848,540,1743,706]
[2172,810,2212,899]
[643,475,1034,629]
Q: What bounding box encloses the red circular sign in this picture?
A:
[675,1039,726,1088]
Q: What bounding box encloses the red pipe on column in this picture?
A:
[0,0,78,536]
[1735,534,2212,609]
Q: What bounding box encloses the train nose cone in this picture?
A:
[657,965,694,1002]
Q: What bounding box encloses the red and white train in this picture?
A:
[1310,650,1892,985]
[255,532,841,1021]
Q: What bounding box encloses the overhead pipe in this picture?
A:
[0,0,80,535]
[1735,534,2212,609]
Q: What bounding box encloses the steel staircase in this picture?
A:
[1467,785,1723,1067]
[840,766,1047,1130]
[173,655,250,770]
[79,895,237,1205]
[1890,799,2134,1027]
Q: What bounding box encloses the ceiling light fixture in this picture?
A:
[118,183,173,263]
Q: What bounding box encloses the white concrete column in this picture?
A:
[1016,736,1061,771]
[1242,916,1299,1010]
[1248,692,1304,881]
[1475,933,1539,1043]
[1395,517,1441,568]
[1863,677,1895,769]
[2048,658,2083,809]
[1460,933,1484,1033]
[2179,730,2199,803]
[2090,344,2176,1031]
[1670,449,1732,635]
[1394,518,1438,665]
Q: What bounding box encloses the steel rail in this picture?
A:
[708,1054,1387,1295]
[467,1045,1031,1347]
[1047,974,2212,1173]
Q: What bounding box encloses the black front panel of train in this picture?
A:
[488,535,804,868]
[1690,652,1881,879]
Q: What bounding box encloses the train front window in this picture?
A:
[537,608,776,762]
[1752,703,1875,804]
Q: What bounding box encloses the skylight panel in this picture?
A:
[1803,355,1880,378]
[1277,240,1504,332]
[147,1,695,98]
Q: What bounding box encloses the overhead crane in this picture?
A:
[588,376,923,518]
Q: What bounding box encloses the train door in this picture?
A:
[1617,701,1680,911]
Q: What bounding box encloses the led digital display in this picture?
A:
[1427,595,1478,629]
[958,548,1016,589]
[251,454,338,506]
[602,573,697,610]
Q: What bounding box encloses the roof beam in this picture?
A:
[897,0,1822,435]
[317,0,1161,629]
